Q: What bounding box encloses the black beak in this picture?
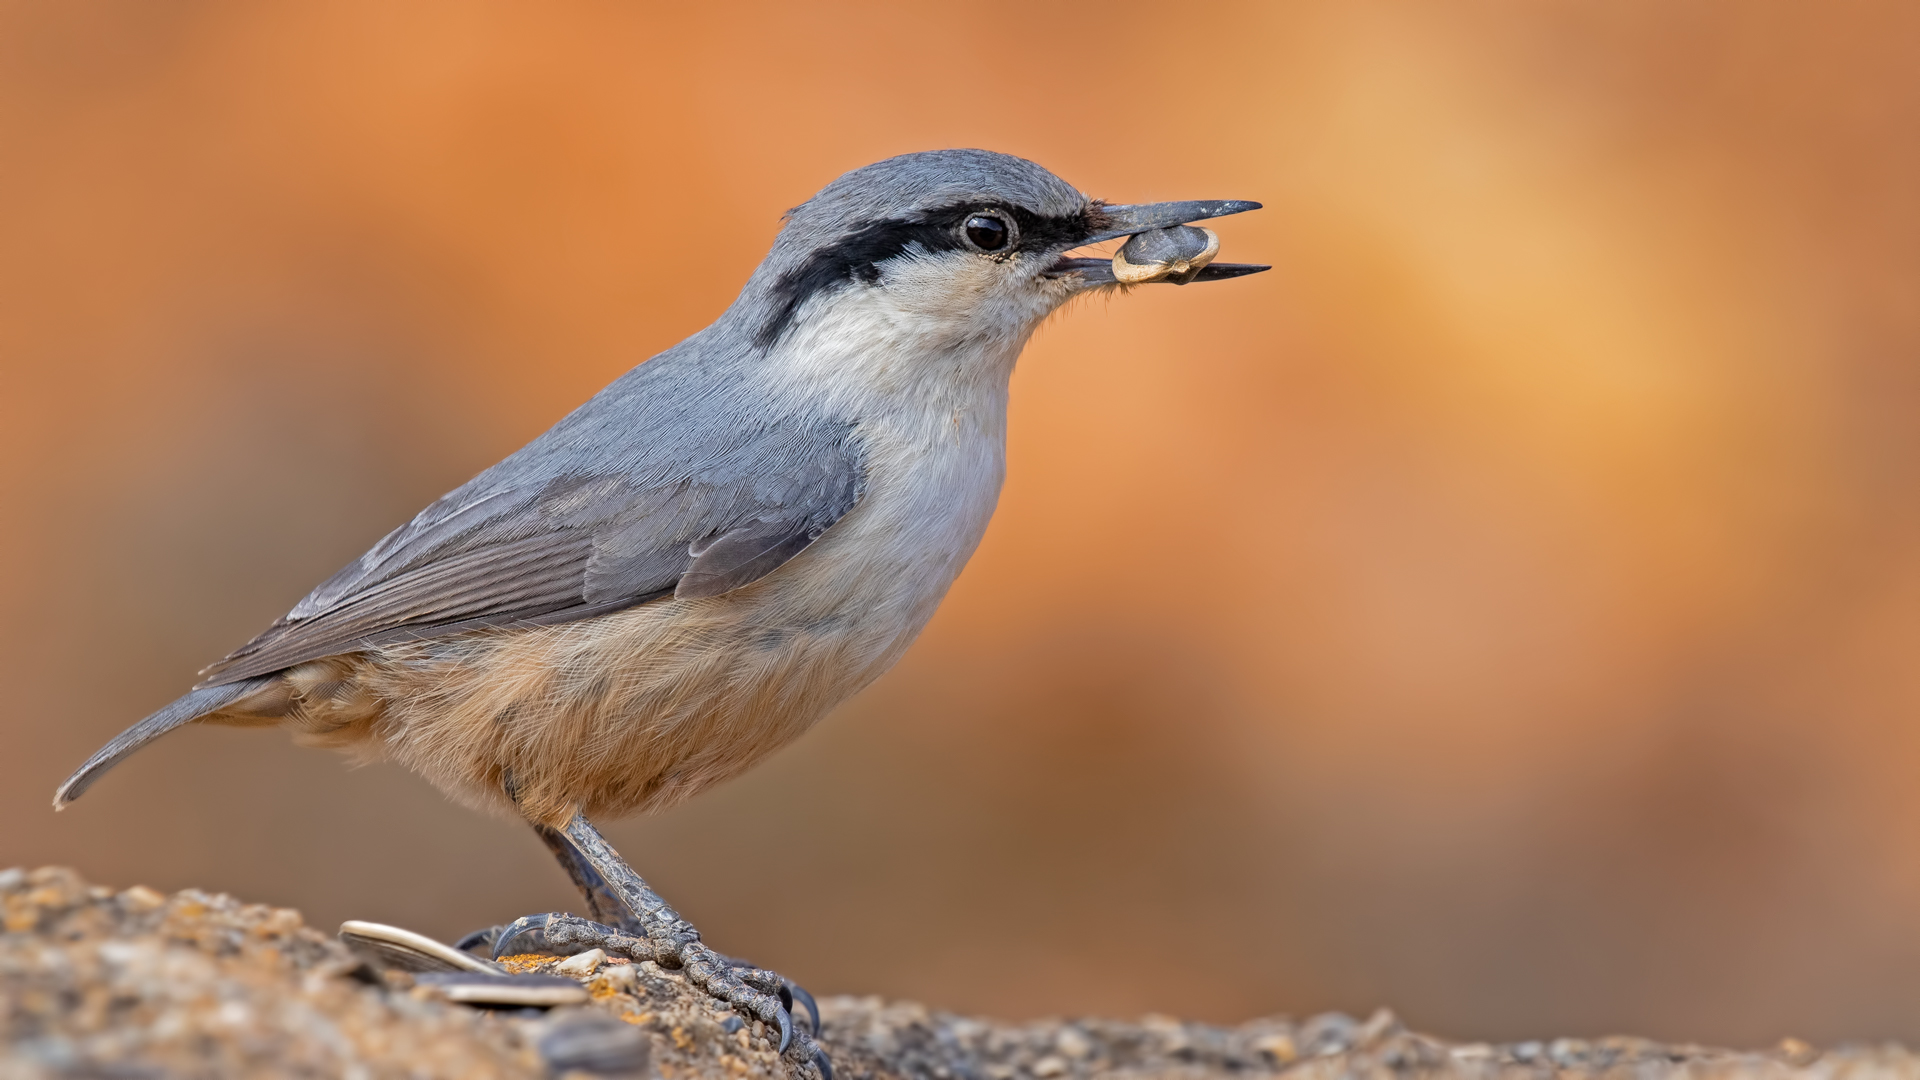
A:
[1045,199,1269,285]
[1085,199,1263,244]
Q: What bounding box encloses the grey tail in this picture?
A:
[52,677,272,810]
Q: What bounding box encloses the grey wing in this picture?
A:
[195,431,866,687]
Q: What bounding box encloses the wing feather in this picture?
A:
[196,419,865,687]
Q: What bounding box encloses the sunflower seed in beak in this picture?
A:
[1113,225,1221,285]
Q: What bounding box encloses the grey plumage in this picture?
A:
[195,149,1090,686]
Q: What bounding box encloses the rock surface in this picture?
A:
[2,867,1914,1080]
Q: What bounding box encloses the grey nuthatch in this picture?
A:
[55,149,1263,1069]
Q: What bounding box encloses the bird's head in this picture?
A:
[734,149,1264,359]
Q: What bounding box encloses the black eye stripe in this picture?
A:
[756,200,1095,349]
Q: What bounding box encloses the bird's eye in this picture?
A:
[964,213,1011,251]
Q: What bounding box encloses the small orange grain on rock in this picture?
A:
[497,954,555,973]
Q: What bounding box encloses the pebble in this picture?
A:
[1031,1053,1070,1077]
[1253,1033,1297,1064]
[553,948,606,978]
[1054,1027,1093,1060]
[1356,1007,1401,1047]
[117,885,166,913]
[1141,1014,1189,1053]
[1778,1038,1822,1066]
[596,962,640,992]
[1301,1012,1358,1056]
[1549,1037,1591,1067]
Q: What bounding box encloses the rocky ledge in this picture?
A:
[1,867,1911,1080]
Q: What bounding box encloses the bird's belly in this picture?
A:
[348,426,1004,827]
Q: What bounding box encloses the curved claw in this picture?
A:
[813,1045,834,1080]
[491,913,551,960]
[785,980,819,1035]
[776,1003,793,1054]
[714,953,817,1036]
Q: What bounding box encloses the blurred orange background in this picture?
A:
[7,0,1920,1049]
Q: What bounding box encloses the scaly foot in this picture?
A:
[490,812,828,1078]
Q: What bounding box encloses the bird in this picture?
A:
[54,148,1263,1074]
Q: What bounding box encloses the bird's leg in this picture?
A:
[530,821,645,934]
[550,814,820,1030]
[492,812,827,1077]
[457,778,642,953]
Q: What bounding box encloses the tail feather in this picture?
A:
[53,677,272,809]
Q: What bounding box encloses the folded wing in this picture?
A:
[197,419,865,687]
